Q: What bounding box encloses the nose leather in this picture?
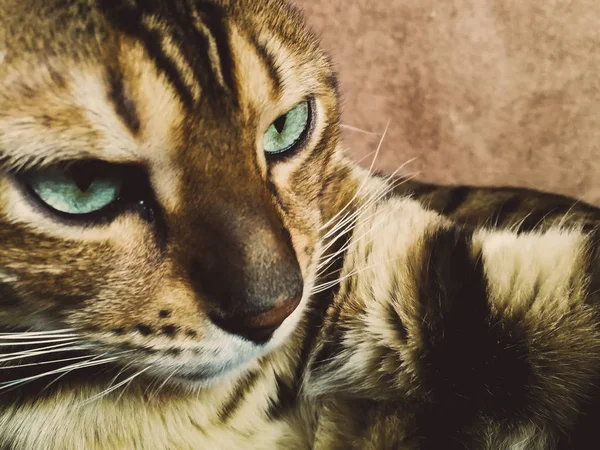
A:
[211,295,302,343]
[187,207,304,343]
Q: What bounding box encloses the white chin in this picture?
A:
[147,281,313,388]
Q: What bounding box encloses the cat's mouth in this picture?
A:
[0,242,318,394]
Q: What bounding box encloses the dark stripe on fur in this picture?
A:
[491,194,524,227]
[175,0,234,100]
[413,227,531,447]
[246,32,283,94]
[516,208,559,232]
[194,1,238,96]
[266,374,296,420]
[393,179,437,200]
[217,369,261,422]
[306,311,347,376]
[98,0,195,107]
[557,232,600,448]
[440,186,471,216]
[396,181,600,231]
[105,67,141,135]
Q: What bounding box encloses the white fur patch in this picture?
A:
[474,227,589,311]
[0,270,17,283]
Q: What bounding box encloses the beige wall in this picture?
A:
[296,0,600,205]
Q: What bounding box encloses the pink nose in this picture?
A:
[213,296,301,343]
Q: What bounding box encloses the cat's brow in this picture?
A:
[0,125,138,172]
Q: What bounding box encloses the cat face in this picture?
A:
[0,0,340,386]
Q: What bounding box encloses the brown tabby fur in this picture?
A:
[0,0,599,449]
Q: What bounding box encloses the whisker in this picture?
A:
[0,329,77,337]
[147,368,178,400]
[316,191,400,272]
[310,256,404,295]
[0,354,91,370]
[0,356,120,391]
[0,337,79,347]
[340,123,381,136]
[105,358,139,393]
[116,365,149,403]
[44,350,134,391]
[78,366,151,406]
[0,342,90,363]
[318,171,397,258]
[324,166,418,243]
[352,149,380,166]
[314,205,409,282]
[320,120,391,232]
[0,334,80,341]
[320,161,417,245]
[316,172,419,275]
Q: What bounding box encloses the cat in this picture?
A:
[0,0,599,448]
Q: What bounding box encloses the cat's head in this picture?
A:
[0,0,345,387]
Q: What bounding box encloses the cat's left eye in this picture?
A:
[263,100,312,156]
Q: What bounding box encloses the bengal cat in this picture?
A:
[0,0,599,448]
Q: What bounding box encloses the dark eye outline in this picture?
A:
[263,97,316,162]
[13,160,157,226]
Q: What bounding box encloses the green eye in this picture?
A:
[26,164,122,216]
[263,101,311,155]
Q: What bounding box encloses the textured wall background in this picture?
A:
[295,0,600,205]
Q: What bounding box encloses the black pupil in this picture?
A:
[67,165,98,192]
[273,115,287,134]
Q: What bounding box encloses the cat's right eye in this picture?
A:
[18,161,149,221]
[26,164,121,215]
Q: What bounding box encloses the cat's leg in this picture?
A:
[303,196,600,449]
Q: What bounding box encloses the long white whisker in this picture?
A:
[105,358,139,393]
[340,123,381,136]
[310,256,404,295]
[322,166,418,247]
[44,350,134,391]
[0,354,91,370]
[318,172,394,254]
[317,188,402,272]
[148,368,178,400]
[0,329,77,337]
[0,356,120,390]
[320,120,391,232]
[0,342,89,363]
[116,366,149,403]
[320,162,417,245]
[0,333,79,340]
[316,173,419,274]
[352,149,380,166]
[79,366,151,406]
[313,223,393,290]
[0,337,79,347]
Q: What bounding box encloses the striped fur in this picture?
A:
[302,184,600,449]
[1,0,600,448]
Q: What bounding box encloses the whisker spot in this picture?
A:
[161,325,179,337]
[135,324,153,336]
[158,310,172,319]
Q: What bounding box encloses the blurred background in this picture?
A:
[295,0,600,205]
